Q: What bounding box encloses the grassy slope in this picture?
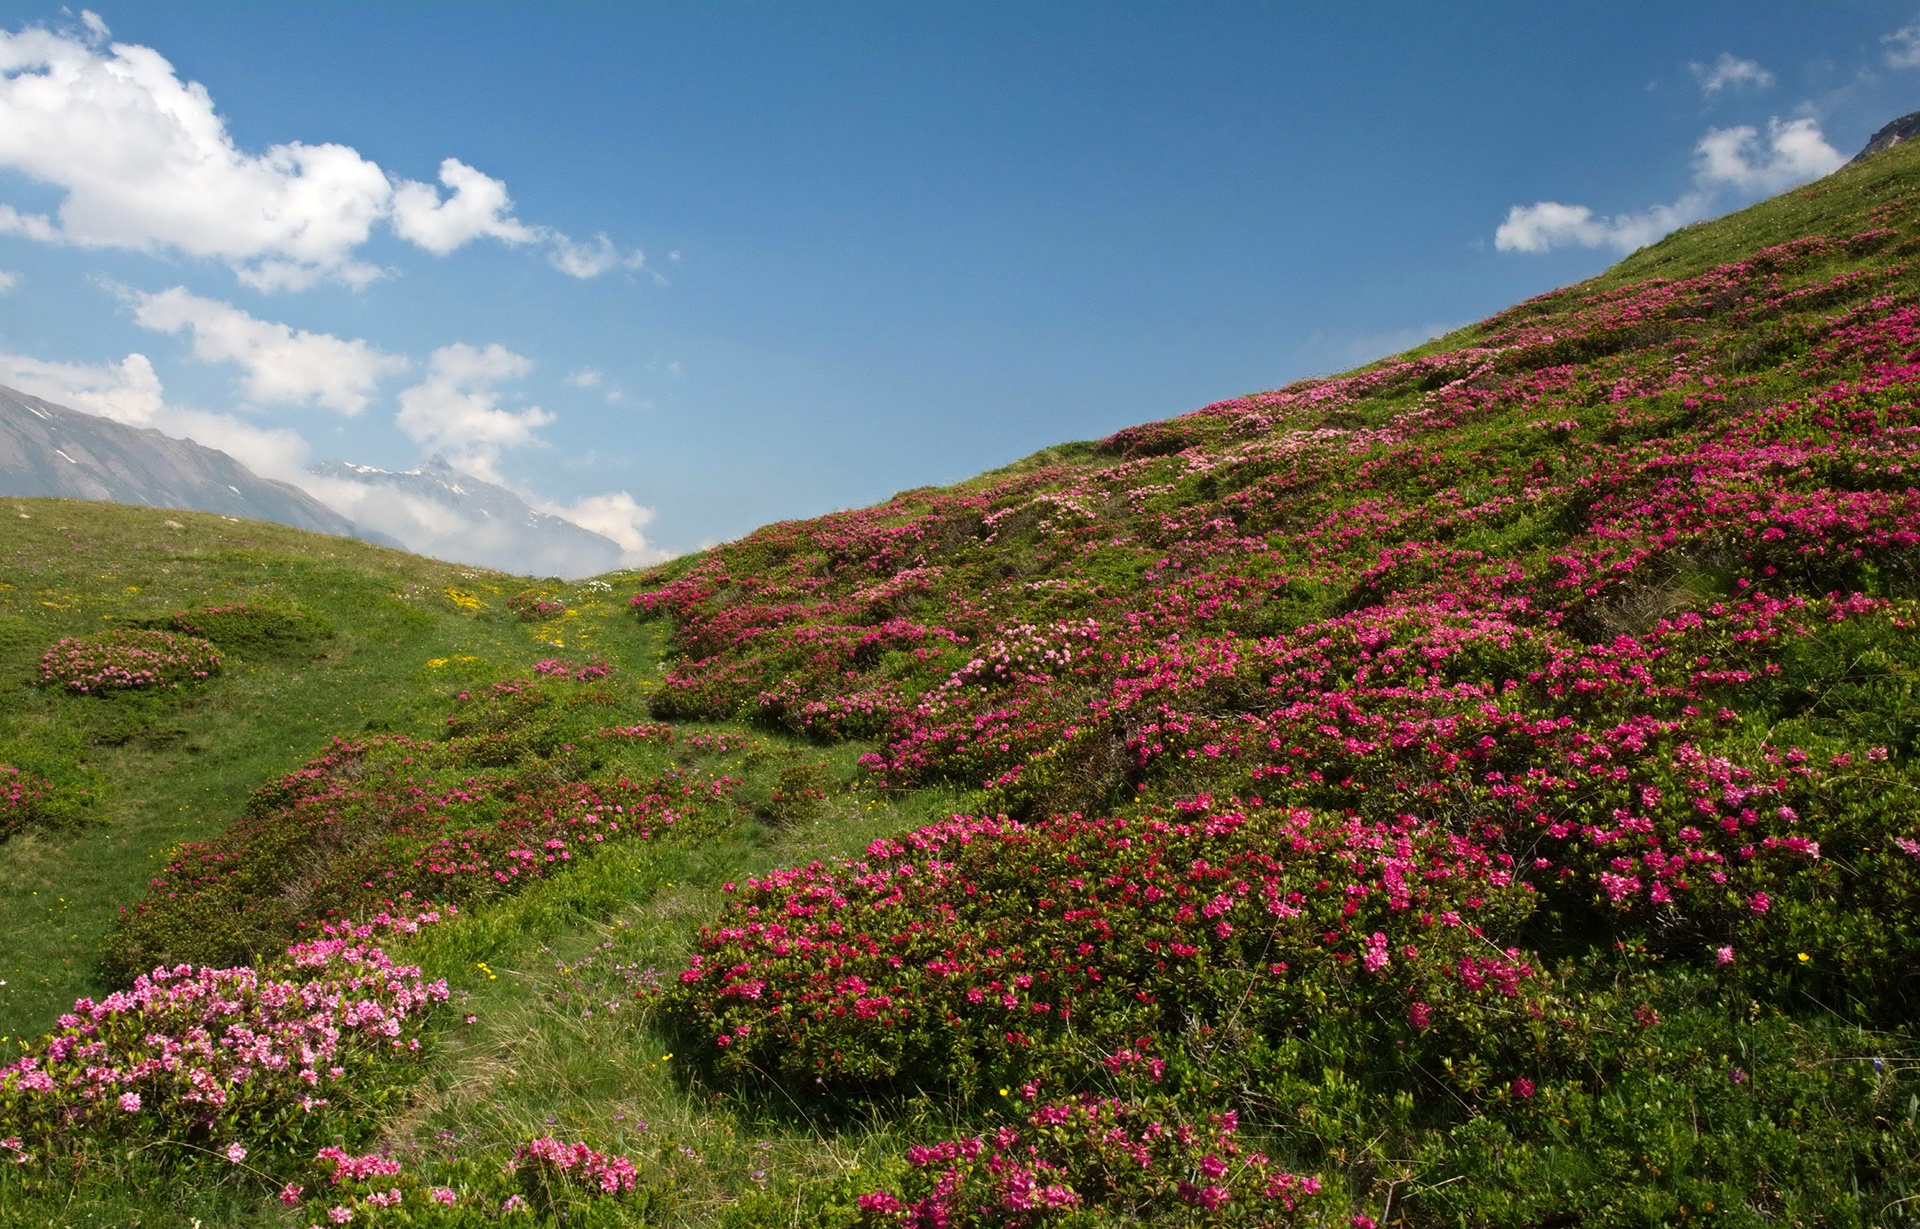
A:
[5,144,1920,1227]
[0,499,648,1042]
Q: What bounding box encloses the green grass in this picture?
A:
[0,498,647,1044]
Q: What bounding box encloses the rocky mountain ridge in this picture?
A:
[0,383,395,545]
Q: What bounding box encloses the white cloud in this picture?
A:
[0,21,633,287]
[1496,197,1709,255]
[1690,54,1774,95]
[394,343,552,479]
[1496,117,1843,255]
[1695,118,1846,194]
[565,365,627,403]
[128,286,407,414]
[1885,19,1920,68]
[0,346,311,480]
[539,490,665,566]
[390,158,539,255]
[0,348,165,424]
[547,232,643,279]
[0,204,61,243]
[0,270,16,293]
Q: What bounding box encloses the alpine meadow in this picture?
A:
[5,122,1920,1229]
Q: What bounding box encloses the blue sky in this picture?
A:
[2,2,1918,564]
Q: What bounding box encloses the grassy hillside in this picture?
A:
[5,141,1920,1227]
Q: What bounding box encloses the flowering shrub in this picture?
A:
[36,628,221,694]
[103,732,734,977]
[532,657,613,681]
[0,929,447,1165]
[507,592,568,622]
[853,1099,1324,1227]
[279,1134,649,1225]
[0,765,54,840]
[514,1136,640,1196]
[673,803,1558,1103]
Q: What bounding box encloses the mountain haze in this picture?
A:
[306,456,628,578]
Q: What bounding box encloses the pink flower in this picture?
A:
[429,1187,457,1206]
[327,1208,354,1225]
[1511,1077,1535,1099]
[280,1183,303,1207]
[1408,1001,1432,1030]
[857,1191,905,1214]
[1749,892,1770,914]
[225,1142,248,1163]
[118,1092,141,1112]
[1715,945,1735,965]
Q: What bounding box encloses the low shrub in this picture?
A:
[0,765,53,839]
[281,1133,653,1225]
[158,603,333,659]
[103,733,737,977]
[36,628,221,694]
[507,592,567,622]
[763,762,831,827]
[0,921,447,1172]
[853,1098,1326,1227]
[532,657,613,681]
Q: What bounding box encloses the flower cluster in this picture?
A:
[513,1135,640,1195]
[0,927,447,1161]
[506,592,568,622]
[671,803,1548,1100]
[854,1097,1324,1227]
[531,657,613,681]
[0,764,54,839]
[36,628,222,694]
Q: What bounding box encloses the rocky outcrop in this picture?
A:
[1853,110,1920,162]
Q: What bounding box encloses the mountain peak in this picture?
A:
[306,458,623,578]
[1853,109,1920,163]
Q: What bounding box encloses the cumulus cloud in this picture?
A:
[0,18,635,287]
[394,343,552,480]
[1690,54,1774,95]
[1695,118,1846,193]
[128,287,407,413]
[1885,19,1920,68]
[1495,198,1708,255]
[0,346,312,480]
[0,270,16,293]
[539,490,664,566]
[390,158,539,255]
[1496,117,1844,255]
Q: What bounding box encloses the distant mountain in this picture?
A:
[306,457,623,578]
[1853,109,1920,162]
[0,383,400,545]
